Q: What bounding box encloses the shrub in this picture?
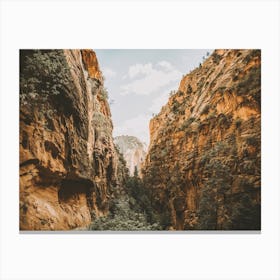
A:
[182,117,195,130]
[246,136,259,146]
[243,50,261,64]
[217,113,232,128]
[235,118,242,129]
[20,50,73,103]
[212,52,222,64]
[89,171,162,231]
[230,194,261,230]
[177,90,184,96]
[100,87,108,100]
[172,100,180,113]
[187,84,193,94]
[235,66,261,97]
[201,104,210,115]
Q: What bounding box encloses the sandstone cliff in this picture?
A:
[20,49,126,230]
[142,50,261,230]
[114,136,147,176]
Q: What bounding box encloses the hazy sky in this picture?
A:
[95,49,213,145]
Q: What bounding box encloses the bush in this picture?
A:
[201,104,210,115]
[178,90,184,96]
[217,113,232,128]
[172,100,180,113]
[246,136,259,146]
[235,66,261,97]
[230,194,261,230]
[182,117,195,130]
[20,50,73,103]
[243,50,261,64]
[187,84,193,94]
[89,195,161,231]
[235,118,242,129]
[212,52,222,64]
[196,142,233,229]
[100,87,108,100]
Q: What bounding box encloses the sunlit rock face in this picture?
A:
[114,136,147,176]
[142,50,261,230]
[19,49,126,230]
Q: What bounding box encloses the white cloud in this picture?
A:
[113,114,151,144]
[120,62,182,96]
[125,63,153,79]
[149,91,170,114]
[157,60,174,71]
[103,67,116,78]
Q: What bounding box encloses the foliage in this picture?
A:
[177,90,184,97]
[197,142,233,229]
[245,136,259,146]
[89,168,162,230]
[217,113,232,128]
[99,87,109,100]
[212,52,222,64]
[230,194,261,230]
[201,104,210,115]
[187,84,193,94]
[126,169,159,225]
[197,140,260,230]
[171,100,180,113]
[243,50,261,64]
[169,90,176,97]
[235,66,261,103]
[235,118,242,129]
[182,117,195,130]
[20,50,73,104]
[92,111,112,135]
[89,197,161,230]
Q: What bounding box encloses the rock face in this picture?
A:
[20,49,126,230]
[142,50,261,230]
[114,136,147,176]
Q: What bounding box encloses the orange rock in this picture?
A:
[19,50,126,230]
[142,49,261,230]
[81,49,103,81]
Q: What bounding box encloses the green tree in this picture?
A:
[197,142,233,230]
[20,50,73,101]
[134,166,139,178]
[231,194,261,230]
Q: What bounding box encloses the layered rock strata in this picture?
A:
[142,50,261,230]
[20,49,126,230]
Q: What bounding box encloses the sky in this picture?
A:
[95,49,213,145]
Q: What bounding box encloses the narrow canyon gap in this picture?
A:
[20,49,261,230]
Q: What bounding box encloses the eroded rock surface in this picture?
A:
[20,50,126,230]
[142,50,261,230]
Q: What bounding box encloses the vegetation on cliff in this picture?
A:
[20,50,126,230]
[20,49,261,231]
[142,49,261,230]
[89,168,161,230]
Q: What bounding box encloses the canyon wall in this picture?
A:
[114,136,146,176]
[142,50,261,230]
[20,49,126,230]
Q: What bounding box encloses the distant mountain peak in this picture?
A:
[114,135,147,176]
